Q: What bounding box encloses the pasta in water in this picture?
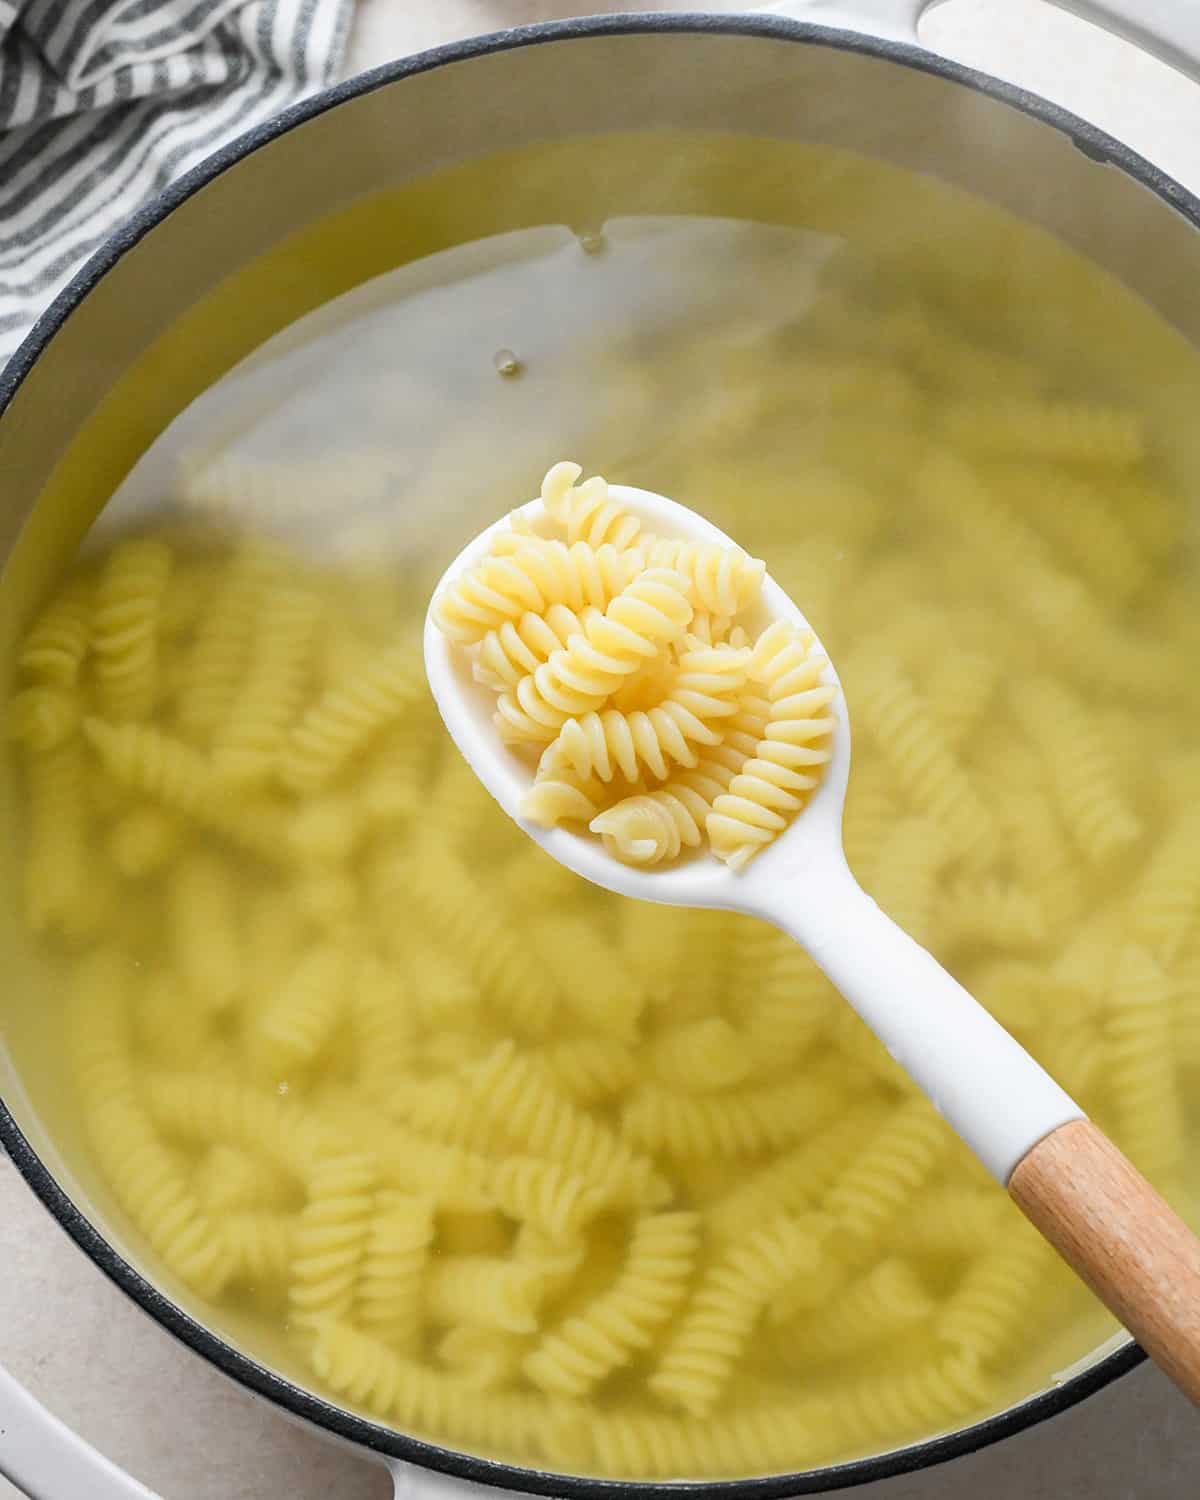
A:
[432,461,835,871]
[8,248,1200,1484]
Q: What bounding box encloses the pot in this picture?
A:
[1,3,1199,1496]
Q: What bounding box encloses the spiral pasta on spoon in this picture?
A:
[430,462,835,870]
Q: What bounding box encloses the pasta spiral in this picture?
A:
[524,1211,700,1396]
[542,641,748,785]
[848,651,995,858]
[176,541,287,742]
[826,1350,989,1448]
[586,1400,836,1479]
[942,396,1145,467]
[19,580,92,686]
[936,1228,1059,1367]
[223,1212,297,1290]
[282,637,424,792]
[621,1072,845,1158]
[92,538,173,723]
[193,1144,290,1214]
[490,1157,608,1239]
[897,1187,1012,1257]
[650,1018,753,1094]
[494,568,693,742]
[474,604,599,691]
[255,944,349,1074]
[1010,676,1141,866]
[778,1257,934,1362]
[649,1213,821,1416]
[1105,943,1181,1183]
[400,843,559,1037]
[8,685,82,751]
[309,1320,558,1460]
[705,1108,884,1243]
[289,1153,378,1336]
[167,852,244,1012]
[433,539,635,642]
[636,538,766,616]
[589,753,740,866]
[822,1096,952,1250]
[426,1256,546,1335]
[356,1191,435,1349]
[707,622,835,869]
[82,719,284,861]
[215,581,319,785]
[540,460,642,550]
[70,953,234,1297]
[23,738,97,941]
[535,1038,638,1105]
[471,1041,669,1208]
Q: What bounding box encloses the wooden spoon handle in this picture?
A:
[1010,1118,1200,1405]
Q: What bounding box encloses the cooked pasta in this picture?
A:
[434,468,827,868]
[774,1257,934,1362]
[524,1211,700,1396]
[475,605,600,692]
[426,1256,546,1334]
[214,580,319,785]
[223,1212,297,1290]
[356,1191,436,1349]
[706,621,835,870]
[492,566,695,744]
[534,643,748,787]
[589,755,739,866]
[1010,677,1142,866]
[649,1017,754,1094]
[309,1320,564,1462]
[289,1153,378,1337]
[541,461,643,551]
[490,1157,607,1239]
[91,538,172,724]
[282,637,424,792]
[941,396,1145,467]
[18,578,93,686]
[193,1144,291,1215]
[22,737,97,941]
[255,943,350,1074]
[649,1213,822,1416]
[82,718,285,861]
[823,1096,953,1252]
[167,851,244,1012]
[8,684,82,751]
[10,223,1200,1484]
[935,1227,1064,1368]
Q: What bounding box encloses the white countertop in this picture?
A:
[4,4,1200,1497]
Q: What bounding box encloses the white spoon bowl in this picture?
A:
[425,484,848,913]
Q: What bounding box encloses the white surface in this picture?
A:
[0,1363,157,1500]
[4,3,1200,1498]
[426,484,1082,1183]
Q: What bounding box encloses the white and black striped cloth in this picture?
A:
[0,0,353,367]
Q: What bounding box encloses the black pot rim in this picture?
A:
[0,10,1179,1494]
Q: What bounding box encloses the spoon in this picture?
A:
[425,481,1200,1406]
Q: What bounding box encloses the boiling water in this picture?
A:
[3,133,1200,1479]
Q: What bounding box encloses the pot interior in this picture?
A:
[1,23,1199,1490]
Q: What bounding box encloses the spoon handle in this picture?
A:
[1010,1120,1200,1406]
[768,854,1081,1183]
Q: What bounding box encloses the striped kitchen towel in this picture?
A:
[0,0,353,368]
